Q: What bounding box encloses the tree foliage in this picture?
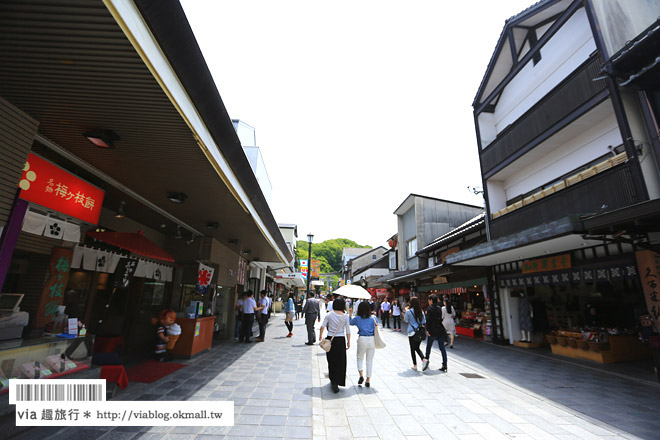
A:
[295,238,370,274]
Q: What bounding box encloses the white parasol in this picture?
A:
[333,284,372,300]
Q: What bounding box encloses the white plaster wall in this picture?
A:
[480,9,597,148]
[503,113,622,199]
[487,180,507,213]
[621,92,660,200]
[503,290,520,344]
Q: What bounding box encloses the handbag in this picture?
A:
[320,314,346,352]
[372,316,386,349]
[410,312,426,342]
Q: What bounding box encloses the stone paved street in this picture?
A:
[16,310,660,440]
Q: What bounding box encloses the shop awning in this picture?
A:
[87,230,174,262]
[388,265,452,284]
[445,216,602,267]
[417,277,488,293]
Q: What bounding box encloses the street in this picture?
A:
[20,311,659,440]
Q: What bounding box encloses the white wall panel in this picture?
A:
[503,113,621,199]
[481,9,596,148]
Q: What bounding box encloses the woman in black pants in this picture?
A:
[403,297,427,371]
[319,298,351,393]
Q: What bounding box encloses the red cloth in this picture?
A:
[94,336,124,353]
[100,365,129,390]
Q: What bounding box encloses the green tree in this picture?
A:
[295,238,370,273]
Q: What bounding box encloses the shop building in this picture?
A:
[389,213,494,341]
[0,0,292,384]
[448,0,660,375]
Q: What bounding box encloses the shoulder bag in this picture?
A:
[372,316,386,349]
[320,314,346,352]
[410,312,426,342]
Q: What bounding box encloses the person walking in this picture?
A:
[319,297,351,393]
[284,292,295,337]
[424,295,447,371]
[392,298,402,332]
[303,292,321,345]
[404,297,428,371]
[294,295,303,320]
[256,290,270,342]
[350,302,377,387]
[240,291,262,343]
[380,298,391,329]
[234,292,246,341]
[442,299,457,348]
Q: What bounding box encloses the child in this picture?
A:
[155,309,176,362]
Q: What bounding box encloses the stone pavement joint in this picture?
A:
[11,310,658,440]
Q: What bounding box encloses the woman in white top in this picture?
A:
[319,298,351,393]
[442,299,457,348]
[391,298,402,332]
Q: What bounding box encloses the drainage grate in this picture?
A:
[460,373,486,379]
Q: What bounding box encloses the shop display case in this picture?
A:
[546,329,651,363]
[456,310,484,338]
[0,336,91,393]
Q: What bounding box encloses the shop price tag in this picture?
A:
[1,379,9,389]
[40,370,52,377]
[67,362,77,370]
[68,318,78,335]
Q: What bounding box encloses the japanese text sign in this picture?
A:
[18,153,104,225]
[522,254,571,274]
[35,247,73,328]
[635,250,660,331]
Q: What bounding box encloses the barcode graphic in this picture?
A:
[9,380,106,404]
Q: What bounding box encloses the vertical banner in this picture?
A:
[113,257,138,290]
[635,250,660,331]
[300,259,308,281]
[311,260,321,278]
[34,247,73,328]
[196,263,215,295]
[237,257,247,285]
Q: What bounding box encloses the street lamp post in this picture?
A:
[306,233,314,295]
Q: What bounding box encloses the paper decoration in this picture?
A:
[71,246,84,269]
[43,216,65,240]
[196,263,214,295]
[62,222,81,243]
[81,247,98,271]
[21,210,47,235]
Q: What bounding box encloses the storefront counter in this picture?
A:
[170,316,215,358]
[549,335,651,364]
[0,335,92,394]
[456,326,482,338]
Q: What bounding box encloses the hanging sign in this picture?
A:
[522,254,571,274]
[311,260,321,278]
[18,153,105,224]
[635,250,660,331]
[196,263,215,295]
[34,247,73,328]
[114,258,138,290]
[237,257,248,285]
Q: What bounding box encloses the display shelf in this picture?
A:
[0,336,92,392]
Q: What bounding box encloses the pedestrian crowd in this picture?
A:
[234,288,459,395]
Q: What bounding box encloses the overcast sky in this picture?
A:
[180,0,536,248]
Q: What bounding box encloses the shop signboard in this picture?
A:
[522,254,571,274]
[635,250,660,330]
[237,257,247,285]
[18,153,105,225]
[34,247,73,328]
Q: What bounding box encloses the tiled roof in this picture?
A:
[417,213,486,254]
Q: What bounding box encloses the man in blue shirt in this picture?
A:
[240,291,263,343]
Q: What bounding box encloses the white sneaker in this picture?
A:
[411,365,417,371]
[422,359,429,371]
